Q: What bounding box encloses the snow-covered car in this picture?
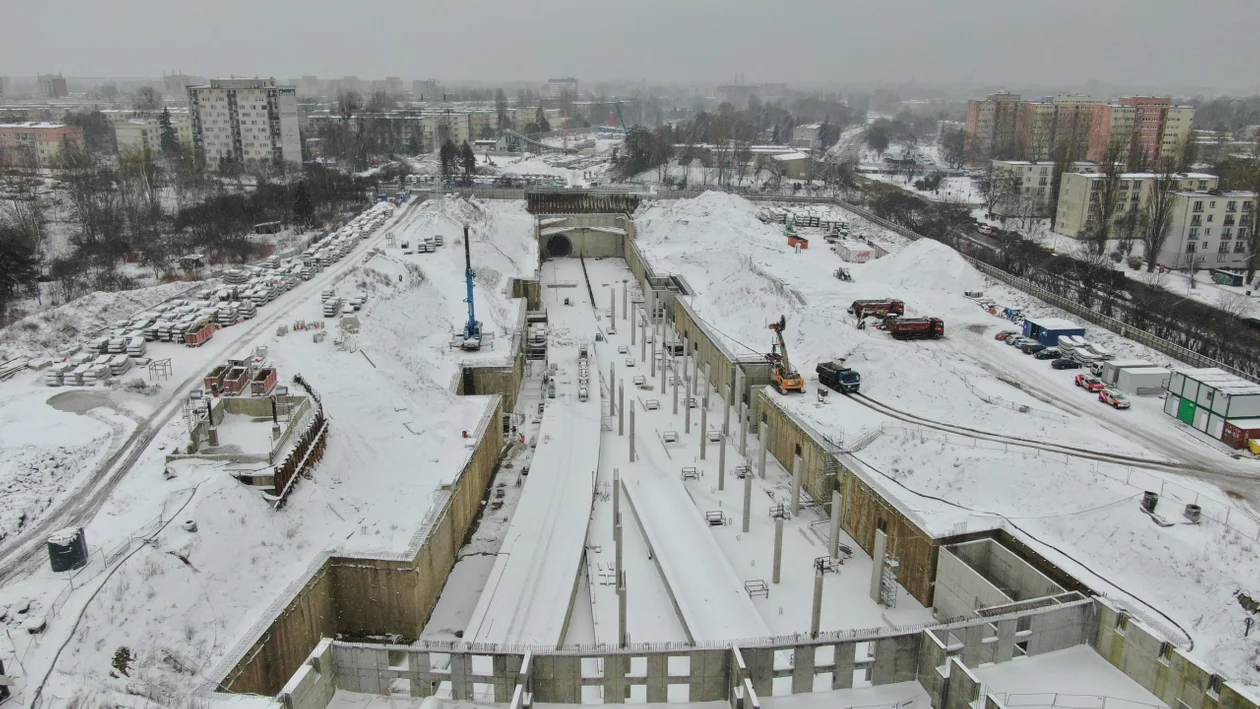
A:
[1051,358,1083,370]
[1098,389,1131,409]
[994,330,1018,341]
[1006,336,1033,347]
[1019,342,1046,354]
[1033,348,1061,360]
[1074,374,1106,392]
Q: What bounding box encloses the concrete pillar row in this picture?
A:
[829,491,843,559]
[717,432,726,490]
[684,376,692,434]
[698,398,707,458]
[629,403,637,463]
[742,468,753,532]
[618,381,625,436]
[791,454,803,516]
[772,516,784,584]
[758,421,768,479]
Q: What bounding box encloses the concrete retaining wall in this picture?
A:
[537,214,633,260]
[934,546,1012,620]
[279,638,337,709]
[1094,599,1257,708]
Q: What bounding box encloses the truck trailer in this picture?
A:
[848,299,905,319]
[888,317,944,340]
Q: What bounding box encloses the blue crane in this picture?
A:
[461,224,483,350]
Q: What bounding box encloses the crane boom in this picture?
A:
[769,315,794,374]
[462,224,482,350]
[767,315,804,394]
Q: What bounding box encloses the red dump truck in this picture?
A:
[848,299,905,319]
[888,317,945,340]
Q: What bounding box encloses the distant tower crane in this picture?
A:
[767,315,805,394]
[461,224,483,351]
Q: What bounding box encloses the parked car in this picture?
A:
[1019,342,1046,354]
[1098,389,1131,409]
[1006,336,1033,348]
[994,330,1019,341]
[977,224,994,235]
[1074,374,1106,392]
[1052,358,1083,370]
[1033,348,1061,360]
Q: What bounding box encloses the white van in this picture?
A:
[579,385,589,402]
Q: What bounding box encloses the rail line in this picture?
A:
[846,392,1259,486]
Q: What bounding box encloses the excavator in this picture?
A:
[767,315,805,394]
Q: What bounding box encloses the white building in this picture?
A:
[187,78,302,166]
[547,78,578,99]
[114,116,194,155]
[1164,190,1256,270]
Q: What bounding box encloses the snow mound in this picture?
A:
[0,281,202,360]
[862,237,985,294]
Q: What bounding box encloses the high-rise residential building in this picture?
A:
[0,122,84,166]
[1012,95,1100,162]
[37,73,69,99]
[297,76,320,97]
[1086,97,1194,167]
[162,73,203,99]
[1166,189,1256,269]
[413,79,440,99]
[342,76,362,94]
[187,78,302,165]
[547,77,578,99]
[964,92,1022,163]
[384,77,404,95]
[115,115,194,155]
[1054,171,1219,239]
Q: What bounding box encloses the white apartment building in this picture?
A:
[115,116,194,155]
[1165,191,1256,270]
[548,78,578,99]
[187,78,302,166]
[1054,171,1218,238]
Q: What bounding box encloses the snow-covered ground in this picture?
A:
[632,191,1260,688]
[0,195,540,705]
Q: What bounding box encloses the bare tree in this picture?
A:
[1216,291,1253,319]
[1142,167,1179,272]
[1086,139,1127,255]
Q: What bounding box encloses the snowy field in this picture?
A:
[0,195,540,705]
[633,192,1260,687]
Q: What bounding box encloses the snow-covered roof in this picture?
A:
[1176,367,1260,395]
[770,151,810,162]
[1024,316,1083,331]
[0,121,68,129]
[1227,418,1260,428]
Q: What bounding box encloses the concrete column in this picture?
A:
[609,287,616,323]
[772,516,784,584]
[609,362,616,414]
[631,304,636,346]
[684,376,692,434]
[811,568,824,639]
[640,312,646,362]
[723,364,733,434]
[682,335,690,382]
[672,361,679,414]
[718,431,726,490]
[699,400,707,459]
[829,491,843,559]
[758,421,768,479]
[658,347,665,392]
[613,469,621,538]
[742,468,752,532]
[618,381,625,436]
[618,569,627,648]
[629,403,637,463]
[739,402,748,457]
[870,529,888,605]
[622,283,627,320]
[703,362,711,404]
[791,454,802,516]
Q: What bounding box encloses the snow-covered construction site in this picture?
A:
[0,188,1259,709]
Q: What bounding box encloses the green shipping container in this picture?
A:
[1178,397,1197,424]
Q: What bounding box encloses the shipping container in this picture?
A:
[1115,366,1170,395]
[1023,317,1085,347]
[1100,359,1153,385]
[1222,418,1260,449]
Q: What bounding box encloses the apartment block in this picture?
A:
[1086,97,1194,167]
[384,77,404,95]
[1165,191,1256,269]
[115,116,194,155]
[37,73,69,99]
[0,77,7,102]
[1054,171,1218,239]
[964,92,1022,163]
[547,77,578,99]
[0,122,84,166]
[187,78,302,165]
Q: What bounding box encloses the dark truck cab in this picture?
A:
[817,361,861,393]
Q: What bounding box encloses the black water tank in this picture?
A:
[47,527,88,573]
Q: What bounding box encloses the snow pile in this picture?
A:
[0,438,112,544]
[0,280,203,360]
[862,237,986,295]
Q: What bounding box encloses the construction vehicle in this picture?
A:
[834,268,852,282]
[461,224,483,351]
[848,299,904,318]
[766,315,805,394]
[887,317,944,340]
[816,361,861,393]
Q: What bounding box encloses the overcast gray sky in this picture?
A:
[2,0,1258,92]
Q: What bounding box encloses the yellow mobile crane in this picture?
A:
[767,315,805,394]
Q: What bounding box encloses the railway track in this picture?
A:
[847,392,1260,488]
[0,200,422,585]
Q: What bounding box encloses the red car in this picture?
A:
[1074,374,1106,392]
[995,330,1019,341]
[1099,389,1131,409]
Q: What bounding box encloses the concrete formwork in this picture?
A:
[510,278,544,311]
[216,398,506,696]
